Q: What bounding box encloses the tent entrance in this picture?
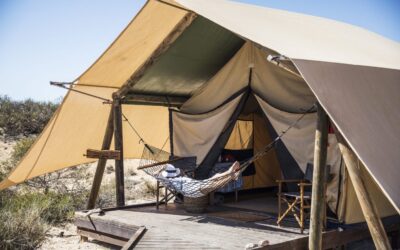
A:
[171,90,340,218]
[206,93,301,216]
[222,94,283,191]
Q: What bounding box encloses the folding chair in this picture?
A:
[276,164,331,233]
[155,156,197,209]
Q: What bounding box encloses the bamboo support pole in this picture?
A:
[86,108,114,209]
[309,103,328,250]
[113,98,125,207]
[335,131,392,250]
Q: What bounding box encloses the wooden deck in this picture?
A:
[75,200,400,249]
[76,201,308,249]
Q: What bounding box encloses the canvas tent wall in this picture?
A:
[171,41,397,223]
[170,42,324,214]
[173,91,283,191]
[0,0,398,224]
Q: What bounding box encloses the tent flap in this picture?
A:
[255,95,342,212]
[293,59,400,212]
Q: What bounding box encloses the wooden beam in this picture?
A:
[113,98,125,207]
[85,149,120,160]
[122,93,189,107]
[75,217,139,240]
[115,12,197,98]
[77,228,127,247]
[86,108,114,209]
[250,222,400,250]
[335,130,392,250]
[309,103,329,250]
[121,226,146,250]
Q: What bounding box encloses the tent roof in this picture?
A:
[177,0,400,70]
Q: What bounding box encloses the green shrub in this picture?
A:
[0,96,92,249]
[0,95,58,137]
[1,192,75,225]
[0,204,48,250]
[0,191,75,249]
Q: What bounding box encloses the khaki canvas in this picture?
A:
[172,94,244,164]
[1,0,398,223]
[0,0,182,189]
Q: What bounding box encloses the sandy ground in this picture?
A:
[0,136,16,162]
[40,224,118,250]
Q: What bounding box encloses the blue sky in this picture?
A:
[0,0,399,101]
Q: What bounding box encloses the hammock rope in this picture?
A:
[139,103,316,198]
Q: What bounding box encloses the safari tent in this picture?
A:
[1,0,399,248]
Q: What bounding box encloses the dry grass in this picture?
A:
[0,192,76,250]
[143,179,158,196]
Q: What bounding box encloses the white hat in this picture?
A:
[161,164,181,178]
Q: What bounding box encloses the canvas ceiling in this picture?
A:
[128,16,244,97]
[181,42,315,114]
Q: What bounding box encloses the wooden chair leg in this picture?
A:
[323,199,326,231]
[156,181,160,210]
[277,182,282,226]
[300,185,304,234]
[277,197,299,224]
[165,185,168,208]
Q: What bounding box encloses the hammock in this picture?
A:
[138,103,315,198]
[138,139,278,198]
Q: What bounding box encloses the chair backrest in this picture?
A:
[305,163,331,183]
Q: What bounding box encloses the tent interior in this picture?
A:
[122,16,397,225]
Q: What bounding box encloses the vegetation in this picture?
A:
[0,96,86,249]
[0,96,155,249]
[0,95,58,137]
[0,192,75,250]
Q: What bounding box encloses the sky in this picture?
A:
[0,0,399,102]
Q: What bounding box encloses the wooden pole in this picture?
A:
[113,97,125,207]
[86,108,114,209]
[335,131,392,250]
[309,103,328,250]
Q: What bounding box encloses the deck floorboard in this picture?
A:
[75,203,306,249]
